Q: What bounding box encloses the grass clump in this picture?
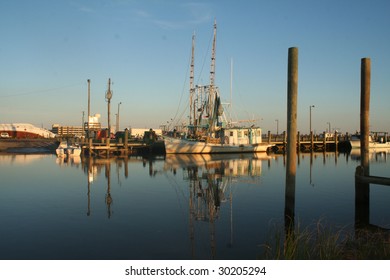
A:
[261,220,390,260]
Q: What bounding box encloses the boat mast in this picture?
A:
[208,19,217,135]
[190,32,195,131]
[210,19,216,88]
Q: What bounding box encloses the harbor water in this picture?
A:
[1,150,389,260]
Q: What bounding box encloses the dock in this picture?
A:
[79,138,165,157]
[266,131,351,153]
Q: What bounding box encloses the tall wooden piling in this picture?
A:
[360,58,370,175]
[355,57,371,228]
[285,47,298,231]
[286,47,298,175]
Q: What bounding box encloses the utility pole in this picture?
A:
[87,79,91,139]
[116,102,122,132]
[105,78,113,138]
[82,111,85,137]
[309,105,315,133]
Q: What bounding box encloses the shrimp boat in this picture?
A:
[164,21,273,154]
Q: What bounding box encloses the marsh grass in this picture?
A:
[261,220,390,259]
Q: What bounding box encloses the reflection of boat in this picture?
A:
[164,21,273,154]
[349,147,390,162]
[0,138,59,153]
[0,154,48,164]
[56,141,82,157]
[164,153,271,178]
[349,133,390,149]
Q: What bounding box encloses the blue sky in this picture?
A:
[1,0,389,134]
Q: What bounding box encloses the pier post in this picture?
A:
[334,131,338,151]
[124,128,129,155]
[285,47,298,231]
[89,138,93,156]
[310,131,314,151]
[360,58,370,176]
[354,57,371,229]
[297,131,301,153]
[106,137,110,157]
[267,130,271,143]
[323,131,326,151]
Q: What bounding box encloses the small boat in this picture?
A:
[56,141,82,157]
[164,21,274,154]
[349,133,390,149]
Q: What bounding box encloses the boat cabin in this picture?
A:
[221,127,262,145]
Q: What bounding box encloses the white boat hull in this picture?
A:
[164,137,273,154]
[56,148,65,157]
[349,139,390,149]
[56,141,82,157]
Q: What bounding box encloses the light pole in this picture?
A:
[105,78,113,138]
[275,119,279,135]
[82,111,85,138]
[116,102,122,132]
[309,105,315,133]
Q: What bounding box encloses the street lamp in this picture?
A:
[116,102,122,132]
[105,78,113,138]
[275,119,279,135]
[309,105,315,133]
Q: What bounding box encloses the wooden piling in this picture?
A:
[297,131,300,153]
[286,47,298,172]
[88,138,93,156]
[323,131,326,150]
[124,128,129,155]
[106,138,110,157]
[285,47,298,231]
[360,58,370,175]
[310,131,314,151]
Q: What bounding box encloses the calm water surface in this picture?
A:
[1,150,389,260]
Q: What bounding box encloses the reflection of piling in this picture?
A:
[285,47,298,231]
[360,58,370,175]
[355,167,370,229]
